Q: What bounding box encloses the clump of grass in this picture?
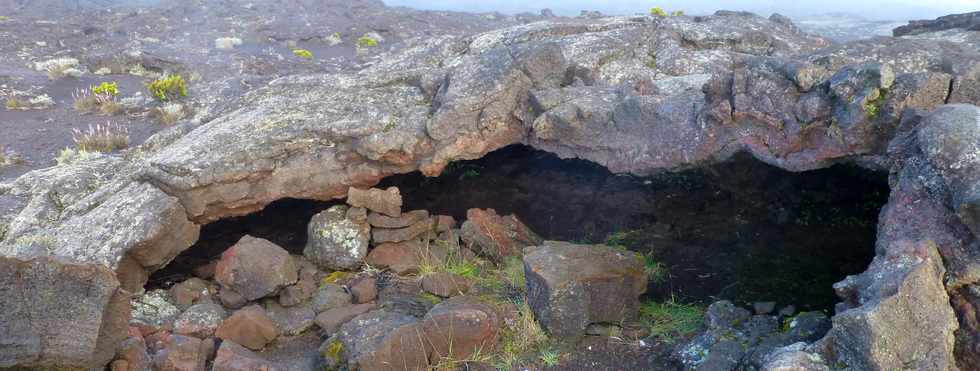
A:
[151,102,185,125]
[650,7,668,17]
[0,146,24,168]
[639,299,705,343]
[293,49,314,59]
[356,35,378,48]
[671,10,685,16]
[5,96,24,110]
[501,256,526,292]
[72,88,98,113]
[147,74,187,101]
[538,348,560,367]
[55,147,96,166]
[41,57,82,80]
[73,85,121,115]
[72,122,129,153]
[495,300,550,369]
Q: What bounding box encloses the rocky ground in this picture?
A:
[2,1,980,370]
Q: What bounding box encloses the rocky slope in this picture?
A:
[2,3,980,370]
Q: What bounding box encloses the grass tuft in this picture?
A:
[356,35,379,48]
[639,299,704,343]
[151,102,185,125]
[0,146,24,168]
[72,122,129,153]
[55,147,96,166]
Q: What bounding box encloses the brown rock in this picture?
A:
[364,241,423,275]
[347,187,402,217]
[460,208,542,261]
[371,218,435,244]
[333,311,429,370]
[173,302,226,339]
[421,272,471,298]
[115,335,151,371]
[278,277,317,307]
[218,289,247,310]
[367,210,429,228]
[314,303,377,333]
[215,235,298,301]
[312,284,353,313]
[170,278,211,310]
[212,340,278,371]
[193,261,217,280]
[110,359,130,371]
[153,334,207,371]
[348,276,378,304]
[422,296,501,361]
[215,305,279,351]
[435,215,457,232]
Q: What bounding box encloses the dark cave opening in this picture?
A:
[150,144,889,312]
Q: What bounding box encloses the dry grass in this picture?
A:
[150,102,185,125]
[0,146,24,168]
[41,57,81,80]
[73,87,122,115]
[494,299,550,369]
[5,96,24,110]
[72,122,129,153]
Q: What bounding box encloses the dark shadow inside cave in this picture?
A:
[150,144,889,312]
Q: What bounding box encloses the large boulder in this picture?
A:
[328,311,429,370]
[215,235,298,301]
[460,208,542,261]
[523,241,646,338]
[917,104,980,236]
[364,240,423,275]
[303,205,371,271]
[173,302,226,338]
[151,334,209,371]
[347,187,402,217]
[421,296,501,361]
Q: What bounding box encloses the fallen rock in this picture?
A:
[263,300,316,336]
[371,218,435,244]
[152,334,207,371]
[215,235,298,301]
[421,272,471,298]
[131,289,182,330]
[218,289,247,310]
[304,205,371,271]
[461,208,542,261]
[192,261,217,280]
[761,342,831,371]
[347,187,402,217]
[434,215,456,232]
[312,283,353,313]
[349,275,378,304]
[421,296,501,361]
[173,302,226,338]
[917,104,980,236]
[212,340,278,371]
[523,241,646,338]
[754,301,777,315]
[278,276,317,307]
[365,240,423,275]
[329,310,428,370]
[170,278,212,310]
[215,305,279,351]
[367,210,429,228]
[114,334,151,371]
[315,303,377,334]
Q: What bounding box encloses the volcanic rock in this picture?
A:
[215,235,298,301]
[303,205,371,271]
[460,208,542,261]
[215,305,279,351]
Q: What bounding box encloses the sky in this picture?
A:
[384,0,979,21]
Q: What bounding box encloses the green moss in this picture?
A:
[418,292,443,305]
[324,341,344,362]
[864,88,888,120]
[91,81,119,96]
[671,10,685,16]
[650,7,668,17]
[356,35,379,48]
[321,271,349,285]
[146,74,187,101]
[639,299,705,343]
[5,97,23,110]
[293,49,314,59]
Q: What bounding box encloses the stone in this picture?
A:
[218,289,247,310]
[315,303,377,334]
[263,300,316,336]
[193,261,217,280]
[115,334,151,371]
[215,235,298,301]
[371,218,435,244]
[214,37,243,50]
[917,104,980,236]
[152,334,207,371]
[173,302,226,338]
[779,305,797,317]
[278,276,317,307]
[212,340,278,371]
[171,278,212,310]
[131,289,181,330]
[761,343,831,371]
[347,187,402,217]
[421,272,471,298]
[367,209,429,228]
[434,215,456,232]
[312,283,353,313]
[461,208,542,261]
[303,205,371,271]
[330,311,428,370]
[365,240,423,275]
[705,300,752,330]
[754,301,777,315]
[215,305,279,351]
[349,275,378,304]
[523,241,647,338]
[421,296,501,361]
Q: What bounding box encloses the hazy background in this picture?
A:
[384,0,978,21]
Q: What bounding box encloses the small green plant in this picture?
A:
[646,55,658,69]
[494,300,549,368]
[292,49,314,59]
[146,74,187,101]
[0,145,23,168]
[671,10,685,16]
[864,89,887,120]
[639,299,705,343]
[639,252,667,282]
[539,348,560,367]
[91,81,119,96]
[72,122,129,152]
[650,7,668,17]
[324,341,344,363]
[55,147,96,166]
[5,96,23,110]
[357,35,379,48]
[0,16,9,22]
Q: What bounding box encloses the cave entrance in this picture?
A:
[151,144,888,312]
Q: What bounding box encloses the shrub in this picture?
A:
[40,57,81,80]
[72,122,129,152]
[147,74,187,101]
[356,35,378,48]
[91,81,119,96]
[650,7,668,17]
[5,96,23,110]
[55,147,96,166]
[292,49,314,59]
[671,10,685,16]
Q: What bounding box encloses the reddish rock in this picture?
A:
[218,289,247,310]
[348,276,378,304]
[215,235,298,301]
[367,209,429,228]
[332,311,429,370]
[314,303,377,334]
[347,187,402,217]
[279,277,317,307]
[170,278,212,310]
[215,305,279,351]
[365,241,423,275]
[193,261,217,280]
[422,296,501,361]
[435,215,456,232]
[371,218,435,244]
[460,208,542,261]
[114,335,151,371]
[173,302,226,338]
[312,283,353,313]
[152,334,207,371]
[421,272,471,298]
[212,340,277,371]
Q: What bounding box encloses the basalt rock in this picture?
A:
[460,208,542,261]
[304,204,371,271]
[1,7,979,369]
[215,235,298,301]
